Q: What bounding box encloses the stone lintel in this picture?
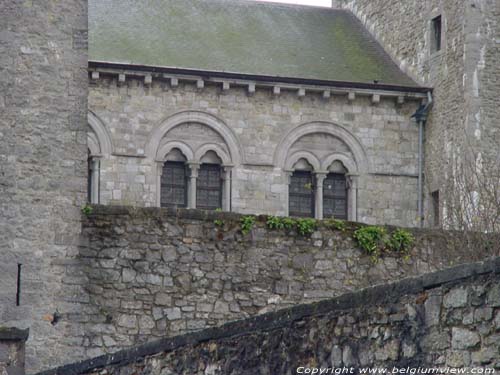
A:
[0,327,29,342]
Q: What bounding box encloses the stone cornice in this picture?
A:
[88,61,431,102]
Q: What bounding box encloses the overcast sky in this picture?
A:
[253,0,331,6]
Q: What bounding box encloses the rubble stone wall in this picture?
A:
[39,257,500,375]
[70,206,499,361]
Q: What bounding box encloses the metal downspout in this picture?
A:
[418,120,424,228]
[412,91,433,228]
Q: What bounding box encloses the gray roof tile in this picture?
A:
[89,0,418,86]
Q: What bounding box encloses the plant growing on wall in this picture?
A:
[214,208,225,228]
[325,218,347,232]
[353,226,388,262]
[282,217,296,231]
[266,215,285,230]
[353,226,414,262]
[389,229,415,254]
[295,218,316,236]
[81,204,93,215]
[240,215,256,235]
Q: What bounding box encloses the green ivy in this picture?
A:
[240,215,256,235]
[295,218,317,236]
[389,229,415,254]
[81,204,93,215]
[266,215,285,230]
[325,218,347,232]
[281,217,296,231]
[353,226,388,262]
[214,219,224,227]
[353,226,414,262]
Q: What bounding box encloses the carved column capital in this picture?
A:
[314,171,329,185]
[346,173,359,189]
[187,162,200,178]
[283,169,294,185]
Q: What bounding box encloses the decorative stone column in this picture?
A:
[222,165,233,211]
[283,170,293,216]
[155,161,164,207]
[347,174,359,222]
[89,157,100,204]
[187,162,200,209]
[314,172,328,220]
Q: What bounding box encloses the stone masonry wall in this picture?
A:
[69,206,499,362]
[89,77,422,226]
[341,0,500,228]
[0,1,88,373]
[39,257,500,375]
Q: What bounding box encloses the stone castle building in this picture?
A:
[1,0,498,373]
[86,0,499,229]
[86,0,431,226]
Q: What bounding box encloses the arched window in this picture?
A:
[196,151,223,210]
[323,161,348,219]
[289,159,315,217]
[87,112,113,204]
[160,148,188,208]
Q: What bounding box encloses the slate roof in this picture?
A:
[89,0,419,87]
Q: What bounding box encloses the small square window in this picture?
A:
[431,16,442,53]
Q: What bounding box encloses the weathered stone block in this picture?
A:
[444,288,468,308]
[451,328,480,349]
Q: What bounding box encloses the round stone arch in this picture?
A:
[156,140,194,161]
[87,112,113,204]
[285,151,321,172]
[145,110,243,165]
[88,111,113,157]
[320,152,360,221]
[274,121,369,173]
[321,153,358,174]
[87,132,101,157]
[195,143,232,165]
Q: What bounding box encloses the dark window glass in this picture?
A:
[289,171,314,217]
[197,164,222,210]
[432,16,442,52]
[323,173,347,220]
[161,161,187,208]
